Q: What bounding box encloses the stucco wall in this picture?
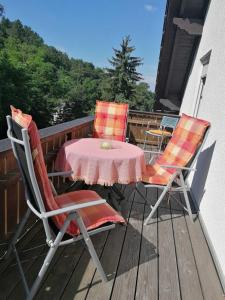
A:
[180,0,225,288]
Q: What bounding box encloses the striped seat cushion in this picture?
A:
[93,100,129,142]
[142,114,210,185]
[11,106,125,236]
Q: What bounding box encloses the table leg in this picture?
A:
[107,185,125,212]
[111,185,125,201]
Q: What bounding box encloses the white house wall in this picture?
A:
[180,0,225,288]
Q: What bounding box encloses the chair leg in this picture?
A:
[5,208,31,260]
[75,212,108,282]
[144,185,170,225]
[144,172,178,225]
[27,243,60,300]
[27,215,73,300]
[179,173,193,222]
[111,184,124,201]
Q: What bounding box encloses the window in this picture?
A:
[194,50,211,117]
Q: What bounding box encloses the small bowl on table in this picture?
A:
[100,141,112,150]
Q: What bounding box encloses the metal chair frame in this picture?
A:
[143,115,179,151]
[141,126,210,225]
[6,116,116,300]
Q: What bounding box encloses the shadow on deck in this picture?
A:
[0,183,224,300]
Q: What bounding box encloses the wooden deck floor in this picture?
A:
[0,184,224,300]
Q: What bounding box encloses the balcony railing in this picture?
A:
[0,110,178,240]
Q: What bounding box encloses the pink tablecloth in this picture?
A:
[55,138,146,186]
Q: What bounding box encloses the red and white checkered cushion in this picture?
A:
[142,114,210,185]
[55,190,125,235]
[93,100,129,142]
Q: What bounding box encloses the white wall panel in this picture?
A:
[180,0,225,288]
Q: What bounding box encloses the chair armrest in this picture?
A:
[26,200,42,218]
[160,165,196,172]
[47,171,73,177]
[27,199,106,219]
[43,199,106,218]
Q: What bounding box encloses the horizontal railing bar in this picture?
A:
[0,116,94,153]
[39,116,94,139]
[129,109,179,118]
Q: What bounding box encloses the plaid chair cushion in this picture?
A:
[93,100,129,142]
[55,190,125,235]
[11,106,125,236]
[142,114,210,185]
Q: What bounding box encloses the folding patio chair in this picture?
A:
[93,100,129,142]
[143,115,179,151]
[140,114,210,225]
[6,106,125,300]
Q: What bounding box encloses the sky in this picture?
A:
[1,0,166,91]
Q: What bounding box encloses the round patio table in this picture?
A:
[55,138,146,186]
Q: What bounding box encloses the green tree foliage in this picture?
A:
[0,51,30,137]
[0,4,4,17]
[0,17,103,137]
[131,82,155,111]
[0,16,155,139]
[107,36,143,100]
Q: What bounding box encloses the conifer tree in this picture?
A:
[107,36,143,101]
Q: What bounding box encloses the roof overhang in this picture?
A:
[154,0,209,113]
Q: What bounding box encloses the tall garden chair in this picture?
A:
[93,100,129,142]
[143,115,179,151]
[6,106,125,300]
[140,114,210,225]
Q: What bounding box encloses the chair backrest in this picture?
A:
[182,125,210,179]
[160,116,179,131]
[93,100,129,142]
[7,116,40,210]
[156,114,210,179]
[7,107,62,239]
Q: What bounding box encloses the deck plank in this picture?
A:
[170,195,204,300]
[110,201,144,300]
[158,193,181,300]
[133,182,146,204]
[135,188,158,300]
[7,237,64,299]
[0,184,223,300]
[0,225,45,298]
[35,240,84,300]
[85,186,134,300]
[185,213,224,300]
[0,217,41,276]
[85,225,127,300]
[60,232,108,300]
